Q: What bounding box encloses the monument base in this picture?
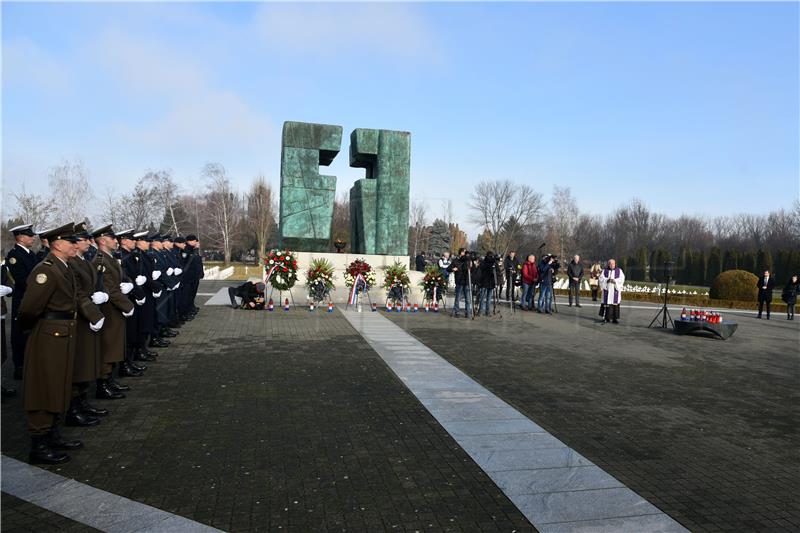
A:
[265,252,426,305]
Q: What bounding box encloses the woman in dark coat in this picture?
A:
[782,274,798,320]
[477,253,498,316]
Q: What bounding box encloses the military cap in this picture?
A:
[116,229,135,240]
[74,221,92,239]
[149,232,163,242]
[173,236,186,243]
[9,224,35,237]
[186,234,198,242]
[133,231,150,242]
[162,234,174,242]
[40,223,78,243]
[91,224,116,238]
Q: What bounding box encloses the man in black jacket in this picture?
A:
[756,270,775,319]
[567,255,584,308]
[228,282,265,309]
[447,248,472,318]
[503,251,521,301]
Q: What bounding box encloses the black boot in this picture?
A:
[29,435,70,465]
[65,398,100,427]
[79,392,109,417]
[135,349,157,362]
[96,378,125,399]
[160,328,178,337]
[143,348,159,358]
[119,362,144,378]
[108,374,131,392]
[2,386,17,397]
[47,425,83,450]
[148,337,169,348]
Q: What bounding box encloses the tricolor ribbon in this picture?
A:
[432,285,438,304]
[264,264,278,285]
[349,273,366,306]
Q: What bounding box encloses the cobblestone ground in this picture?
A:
[385,301,800,533]
[1,492,98,532]
[1,283,533,532]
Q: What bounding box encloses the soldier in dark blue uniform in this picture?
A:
[4,224,39,380]
[1,262,17,397]
[147,233,174,345]
[162,235,183,329]
[183,234,204,319]
[117,230,148,377]
[35,230,50,263]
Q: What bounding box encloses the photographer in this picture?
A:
[228,281,266,310]
[567,254,583,308]
[537,255,557,314]
[503,251,521,301]
[478,252,498,316]
[447,248,472,318]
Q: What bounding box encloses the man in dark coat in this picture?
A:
[567,254,584,308]
[415,253,426,272]
[4,224,39,380]
[228,281,266,309]
[19,223,102,464]
[447,249,472,318]
[756,270,776,319]
[503,251,521,301]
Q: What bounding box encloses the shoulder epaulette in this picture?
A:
[43,260,53,266]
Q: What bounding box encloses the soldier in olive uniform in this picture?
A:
[66,222,109,425]
[5,224,39,380]
[92,225,135,399]
[18,223,107,464]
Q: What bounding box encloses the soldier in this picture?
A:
[1,263,17,397]
[123,232,161,363]
[5,224,39,380]
[35,231,50,262]
[66,222,109,426]
[147,234,171,346]
[92,225,135,399]
[117,230,149,375]
[18,223,106,464]
[173,236,192,322]
[84,235,98,263]
[185,235,204,317]
[162,235,183,329]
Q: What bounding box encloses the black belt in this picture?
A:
[42,311,77,320]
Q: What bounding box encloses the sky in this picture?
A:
[2,1,798,238]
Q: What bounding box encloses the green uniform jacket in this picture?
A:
[92,251,133,365]
[18,254,91,413]
[69,256,104,383]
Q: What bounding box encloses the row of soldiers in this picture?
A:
[1,222,204,464]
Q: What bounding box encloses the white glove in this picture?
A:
[174,282,181,289]
[135,297,146,306]
[0,285,12,297]
[152,270,162,280]
[135,275,147,286]
[167,268,174,276]
[174,268,182,275]
[89,317,105,332]
[153,290,162,298]
[120,282,134,295]
[91,291,109,305]
[122,308,134,317]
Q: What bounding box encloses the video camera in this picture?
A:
[543,254,561,273]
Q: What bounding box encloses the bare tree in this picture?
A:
[247,176,276,264]
[468,179,545,256]
[145,169,180,234]
[13,188,56,232]
[409,198,429,257]
[547,186,579,258]
[47,159,94,225]
[203,163,241,263]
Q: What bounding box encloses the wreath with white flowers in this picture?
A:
[265,249,298,291]
[344,258,376,289]
[306,258,336,302]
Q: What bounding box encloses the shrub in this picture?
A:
[709,270,758,301]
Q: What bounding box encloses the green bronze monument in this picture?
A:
[279,121,410,255]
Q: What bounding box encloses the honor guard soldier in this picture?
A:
[91,225,135,399]
[162,235,183,329]
[147,234,171,346]
[5,224,39,380]
[18,223,106,464]
[116,230,148,377]
[66,222,109,426]
[1,263,17,397]
[185,235,204,317]
[35,230,50,262]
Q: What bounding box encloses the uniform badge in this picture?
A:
[8,257,16,265]
[97,265,106,272]
[36,273,48,284]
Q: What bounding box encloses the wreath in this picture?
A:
[265,249,298,291]
[420,265,446,301]
[344,258,376,289]
[306,258,336,303]
[383,261,411,303]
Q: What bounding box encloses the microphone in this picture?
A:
[538,242,546,250]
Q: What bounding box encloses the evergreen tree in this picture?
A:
[427,219,451,257]
[707,247,722,284]
[722,248,738,272]
[635,247,648,281]
[756,249,773,274]
[742,250,758,274]
[693,250,707,286]
[683,250,694,284]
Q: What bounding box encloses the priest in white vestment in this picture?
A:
[599,259,625,323]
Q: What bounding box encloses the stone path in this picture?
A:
[342,310,688,533]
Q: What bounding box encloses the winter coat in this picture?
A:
[567,260,584,284]
[782,280,798,305]
[521,261,539,285]
[447,255,471,286]
[480,257,498,289]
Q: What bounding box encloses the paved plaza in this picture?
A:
[2,281,798,532]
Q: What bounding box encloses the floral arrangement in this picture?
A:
[383,261,411,303]
[265,249,298,291]
[420,265,446,300]
[344,258,376,289]
[306,258,336,302]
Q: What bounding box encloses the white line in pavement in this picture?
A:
[341,310,689,533]
[1,455,222,533]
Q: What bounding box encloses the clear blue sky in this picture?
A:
[3,2,798,237]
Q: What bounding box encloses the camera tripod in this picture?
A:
[648,279,674,329]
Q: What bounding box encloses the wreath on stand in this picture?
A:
[344,259,376,289]
[265,249,298,291]
[306,258,336,303]
[383,262,411,305]
[420,265,447,303]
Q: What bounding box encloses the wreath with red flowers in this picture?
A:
[264,249,298,291]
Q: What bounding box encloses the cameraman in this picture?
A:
[537,255,556,314]
[478,252,499,316]
[503,251,520,301]
[447,248,472,318]
[228,281,266,310]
